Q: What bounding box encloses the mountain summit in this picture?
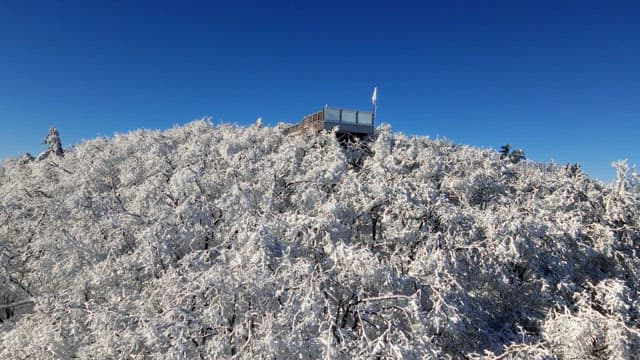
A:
[1,120,638,358]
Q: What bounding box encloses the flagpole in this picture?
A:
[371,86,377,124]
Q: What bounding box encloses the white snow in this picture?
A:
[0,120,638,359]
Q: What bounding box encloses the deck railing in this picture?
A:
[286,110,324,135]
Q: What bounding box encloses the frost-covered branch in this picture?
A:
[0,299,34,310]
[0,120,637,358]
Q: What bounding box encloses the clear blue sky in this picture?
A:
[1,1,638,182]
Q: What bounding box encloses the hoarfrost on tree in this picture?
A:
[0,119,638,359]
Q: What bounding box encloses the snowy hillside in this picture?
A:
[1,120,639,359]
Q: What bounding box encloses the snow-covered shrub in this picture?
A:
[0,120,638,359]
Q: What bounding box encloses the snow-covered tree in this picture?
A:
[36,127,64,160]
[0,120,638,359]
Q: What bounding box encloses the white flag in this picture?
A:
[371,86,377,106]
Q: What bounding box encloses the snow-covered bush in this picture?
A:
[0,119,638,359]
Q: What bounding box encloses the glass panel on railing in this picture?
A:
[342,110,357,123]
[357,111,373,125]
[325,108,340,122]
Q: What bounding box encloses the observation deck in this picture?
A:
[286,107,375,139]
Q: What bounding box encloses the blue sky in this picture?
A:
[1,1,638,182]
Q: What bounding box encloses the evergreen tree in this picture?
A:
[509,149,525,164]
[499,144,511,159]
[44,127,64,156]
[37,127,64,160]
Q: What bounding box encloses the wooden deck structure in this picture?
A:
[286,107,375,139]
